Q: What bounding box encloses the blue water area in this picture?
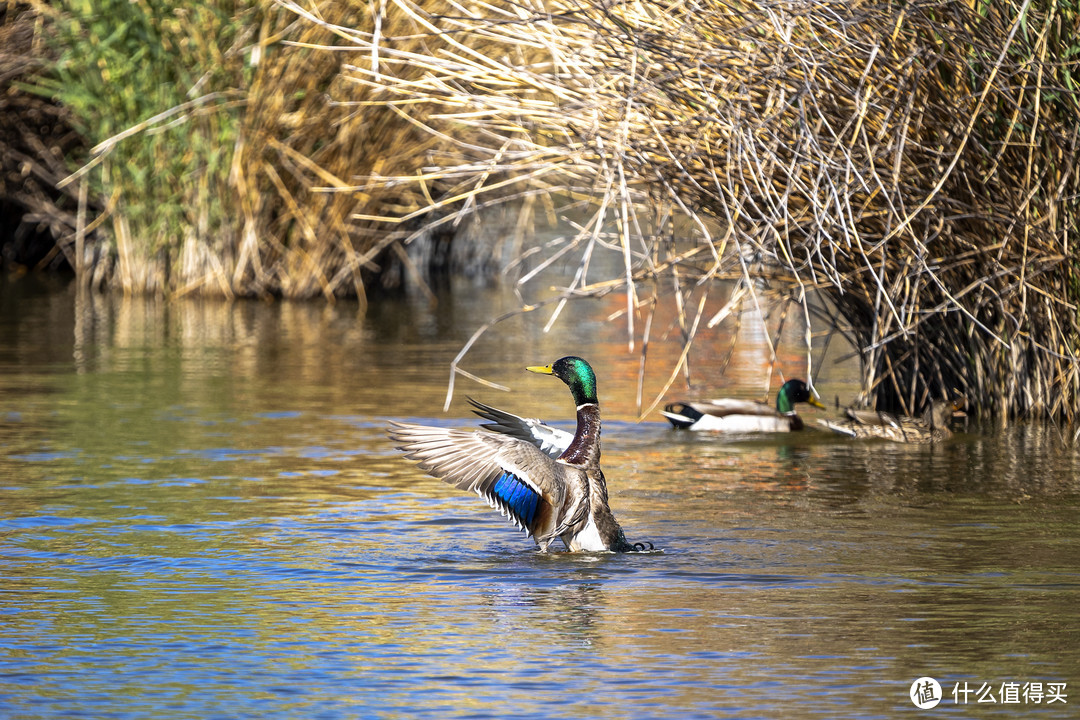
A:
[1,283,1078,719]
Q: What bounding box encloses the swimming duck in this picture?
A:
[817,399,961,443]
[661,379,826,432]
[388,356,645,553]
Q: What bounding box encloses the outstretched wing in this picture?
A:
[388,421,568,536]
[468,398,572,459]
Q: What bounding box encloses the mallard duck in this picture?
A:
[389,356,647,553]
[661,379,826,432]
[818,399,962,443]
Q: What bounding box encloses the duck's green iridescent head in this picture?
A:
[526,356,598,406]
[776,379,826,414]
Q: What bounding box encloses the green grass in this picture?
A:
[30,0,253,264]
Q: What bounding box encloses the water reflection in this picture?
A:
[0,277,1077,719]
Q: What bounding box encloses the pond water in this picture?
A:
[1,276,1077,719]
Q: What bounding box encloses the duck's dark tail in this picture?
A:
[661,402,703,429]
[609,527,656,553]
[613,537,652,557]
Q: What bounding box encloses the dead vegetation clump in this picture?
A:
[309,0,1078,421]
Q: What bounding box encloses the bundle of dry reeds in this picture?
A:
[292,0,1077,422]
[233,0,561,301]
[27,0,561,301]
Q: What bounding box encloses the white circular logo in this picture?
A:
[910,677,942,709]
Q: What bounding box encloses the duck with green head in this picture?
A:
[389,356,646,553]
[662,379,826,432]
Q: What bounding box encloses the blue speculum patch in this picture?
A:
[491,471,539,528]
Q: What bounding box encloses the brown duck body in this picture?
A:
[819,400,960,443]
